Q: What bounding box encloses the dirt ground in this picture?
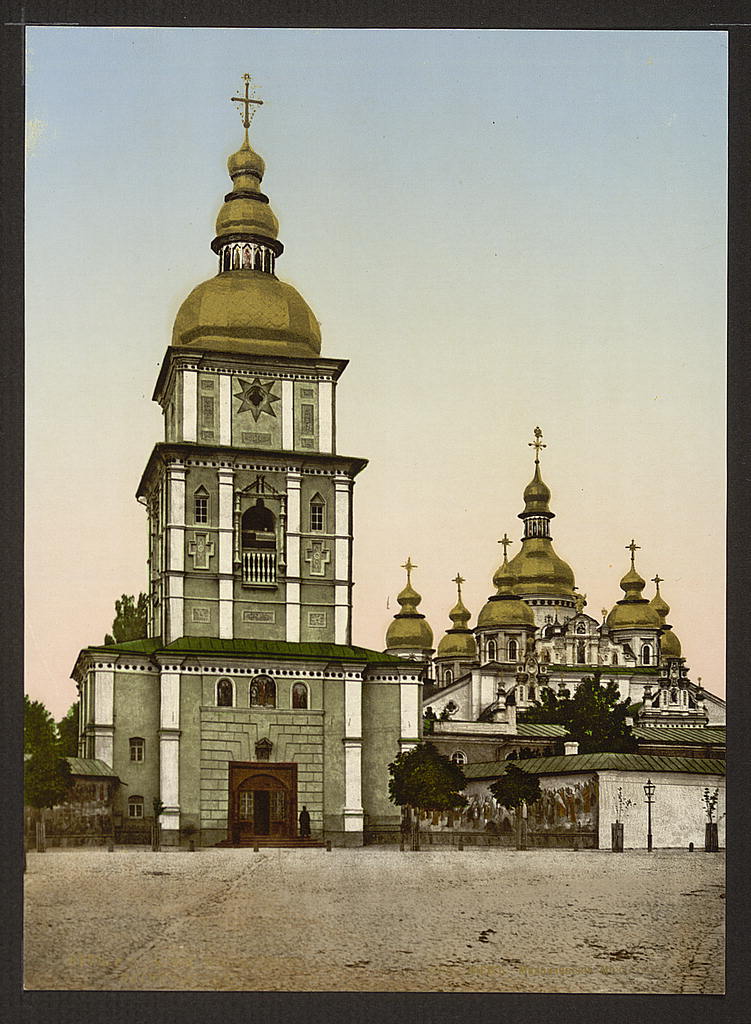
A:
[23,846,724,993]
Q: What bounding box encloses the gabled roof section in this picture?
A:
[66,757,120,778]
[515,723,569,738]
[463,752,726,780]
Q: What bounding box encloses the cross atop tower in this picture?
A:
[626,538,641,567]
[231,73,263,140]
[452,572,465,598]
[402,557,416,586]
[651,573,664,590]
[529,425,546,464]
[498,533,512,558]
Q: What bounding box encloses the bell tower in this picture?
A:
[137,75,367,645]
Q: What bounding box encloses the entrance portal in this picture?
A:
[228,762,297,845]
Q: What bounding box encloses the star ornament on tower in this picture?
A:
[234,378,281,421]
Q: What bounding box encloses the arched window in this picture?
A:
[507,639,518,662]
[292,682,308,709]
[128,795,144,819]
[528,686,536,701]
[242,243,252,269]
[451,750,467,766]
[641,644,652,666]
[129,737,145,762]
[194,486,209,524]
[612,651,618,666]
[309,494,325,532]
[670,687,679,703]
[217,678,233,707]
[250,675,276,708]
[241,499,277,585]
[577,640,586,664]
[444,668,454,686]
[487,639,497,662]
[232,245,241,270]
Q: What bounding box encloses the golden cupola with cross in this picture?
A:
[648,574,682,660]
[385,559,434,661]
[506,428,577,626]
[172,74,321,357]
[434,574,477,686]
[475,535,537,665]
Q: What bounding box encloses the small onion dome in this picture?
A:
[477,555,535,629]
[385,563,434,652]
[215,138,279,243]
[522,462,552,515]
[172,273,321,357]
[606,560,662,630]
[660,626,682,659]
[436,582,477,659]
[649,578,682,658]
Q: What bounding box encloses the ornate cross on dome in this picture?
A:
[232,73,263,137]
[452,572,465,598]
[651,573,664,590]
[529,426,546,463]
[626,538,641,567]
[498,533,512,558]
[402,557,416,585]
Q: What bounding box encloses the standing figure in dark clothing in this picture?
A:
[299,805,311,839]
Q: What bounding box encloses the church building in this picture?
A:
[71,78,422,848]
[384,429,725,765]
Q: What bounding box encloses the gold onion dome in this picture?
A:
[385,559,434,652]
[477,552,535,629]
[437,575,477,659]
[606,542,662,630]
[649,576,682,657]
[522,462,552,513]
[172,77,321,358]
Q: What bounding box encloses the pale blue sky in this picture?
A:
[26,29,727,717]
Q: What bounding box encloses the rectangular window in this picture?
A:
[310,502,324,532]
[130,738,144,762]
[301,403,315,435]
[195,496,209,523]
[128,800,144,819]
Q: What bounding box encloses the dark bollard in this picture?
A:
[458,840,464,851]
[107,840,114,853]
[326,840,332,852]
[689,842,694,852]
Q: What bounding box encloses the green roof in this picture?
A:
[84,635,407,665]
[66,757,119,778]
[463,752,726,780]
[633,726,726,745]
[515,723,569,738]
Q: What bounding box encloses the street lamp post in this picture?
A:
[643,778,656,852]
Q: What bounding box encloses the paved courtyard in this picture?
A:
[24,846,724,993]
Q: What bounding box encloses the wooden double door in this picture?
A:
[228,762,297,844]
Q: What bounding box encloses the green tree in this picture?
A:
[57,702,80,757]
[104,592,148,645]
[490,764,542,811]
[388,741,468,850]
[520,672,637,754]
[24,695,73,827]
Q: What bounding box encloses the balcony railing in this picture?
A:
[242,550,277,585]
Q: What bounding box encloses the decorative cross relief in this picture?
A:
[188,533,215,570]
[304,540,331,577]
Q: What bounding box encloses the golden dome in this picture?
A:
[172,272,321,356]
[522,462,552,513]
[660,627,682,658]
[477,554,536,629]
[507,539,576,597]
[649,577,682,658]
[606,548,662,631]
[215,196,279,241]
[436,576,477,659]
[385,560,434,652]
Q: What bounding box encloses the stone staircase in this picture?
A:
[215,836,327,849]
